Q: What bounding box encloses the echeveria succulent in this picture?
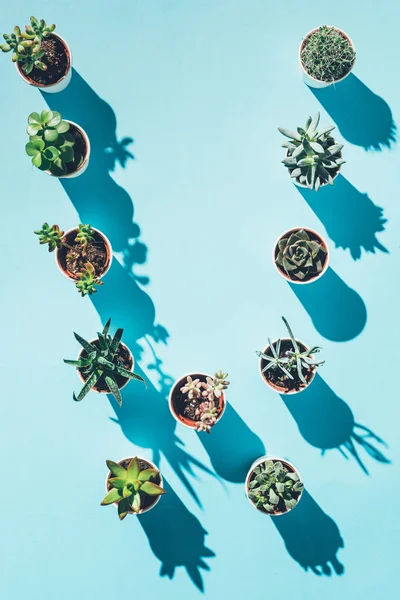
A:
[248,459,304,513]
[101,457,165,520]
[275,228,327,281]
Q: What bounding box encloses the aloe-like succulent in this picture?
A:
[64,319,146,405]
[101,457,165,520]
[26,110,78,176]
[301,26,355,83]
[179,371,230,433]
[256,317,324,386]
[0,17,55,75]
[275,228,327,281]
[248,459,304,513]
[279,112,345,191]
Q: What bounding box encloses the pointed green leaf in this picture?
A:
[106,460,127,478]
[140,481,166,496]
[138,468,159,483]
[101,487,122,505]
[74,369,102,401]
[108,477,126,490]
[105,375,122,406]
[126,457,140,482]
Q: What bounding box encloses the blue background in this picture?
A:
[1,1,399,598]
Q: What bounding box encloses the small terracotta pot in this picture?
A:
[273,227,329,285]
[245,455,303,516]
[259,338,316,395]
[285,149,342,189]
[55,227,112,282]
[16,33,72,93]
[77,340,133,393]
[105,457,164,515]
[299,26,356,89]
[168,372,227,429]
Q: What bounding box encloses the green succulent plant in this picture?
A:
[75,224,95,247]
[64,319,146,405]
[301,26,355,83]
[248,459,304,513]
[75,262,103,297]
[279,112,345,191]
[256,316,324,385]
[26,110,78,176]
[102,457,166,520]
[0,17,55,75]
[34,222,64,251]
[275,228,327,281]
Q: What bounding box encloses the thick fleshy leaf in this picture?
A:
[117,498,130,520]
[26,123,41,136]
[101,487,122,505]
[59,144,74,163]
[61,132,75,146]
[126,457,140,482]
[26,139,45,154]
[50,157,67,177]
[41,109,52,123]
[56,120,70,134]
[73,333,97,354]
[105,375,122,406]
[310,141,324,154]
[140,481,166,496]
[47,112,62,127]
[278,127,302,141]
[130,493,141,513]
[44,128,58,143]
[106,460,127,478]
[108,477,126,490]
[74,369,102,401]
[102,318,111,337]
[138,468,159,483]
[43,146,60,161]
[269,488,279,505]
[109,328,123,356]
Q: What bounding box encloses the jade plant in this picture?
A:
[0,17,55,75]
[180,371,230,432]
[256,317,324,386]
[35,223,105,296]
[279,112,345,191]
[101,457,165,520]
[275,229,327,281]
[301,26,355,83]
[64,319,146,405]
[248,460,304,513]
[26,110,81,176]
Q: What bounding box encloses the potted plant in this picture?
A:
[35,223,112,296]
[169,371,230,432]
[279,112,344,191]
[26,110,90,178]
[245,456,304,515]
[274,227,329,284]
[102,457,166,520]
[256,317,324,394]
[63,319,146,404]
[299,25,356,88]
[0,17,72,93]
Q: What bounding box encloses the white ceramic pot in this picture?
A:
[55,227,113,282]
[299,26,356,89]
[258,338,317,395]
[168,372,227,429]
[16,33,72,93]
[77,340,133,394]
[245,455,303,516]
[105,457,164,515]
[273,227,330,285]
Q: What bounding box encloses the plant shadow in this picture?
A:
[197,403,265,483]
[139,478,215,592]
[289,267,367,341]
[42,70,217,588]
[297,175,388,260]
[309,73,397,151]
[280,374,390,474]
[272,490,344,575]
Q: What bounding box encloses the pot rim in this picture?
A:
[105,456,164,515]
[258,337,316,395]
[299,26,356,85]
[16,32,72,88]
[245,455,303,516]
[77,339,134,394]
[168,371,227,430]
[45,120,91,178]
[273,226,330,285]
[55,226,113,281]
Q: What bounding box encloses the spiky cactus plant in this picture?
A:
[279,112,345,191]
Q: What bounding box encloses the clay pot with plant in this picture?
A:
[102,457,166,520]
[246,456,304,515]
[274,227,329,284]
[279,112,344,191]
[0,17,72,93]
[26,110,90,178]
[299,25,356,89]
[35,223,112,296]
[256,317,324,394]
[169,371,230,432]
[63,319,146,404]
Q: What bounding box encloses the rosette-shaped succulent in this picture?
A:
[248,459,304,513]
[275,228,327,281]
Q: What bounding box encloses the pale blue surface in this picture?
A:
[1,1,399,598]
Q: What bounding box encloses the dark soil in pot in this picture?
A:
[260,339,315,393]
[18,34,69,85]
[107,458,161,512]
[57,229,110,280]
[78,341,133,392]
[248,460,301,515]
[274,228,328,283]
[171,373,224,425]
